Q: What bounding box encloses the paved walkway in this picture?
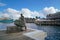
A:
[0,29,34,40]
[0,29,47,40]
[23,29,47,40]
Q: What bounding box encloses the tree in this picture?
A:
[36,16,40,19]
[14,14,27,31]
[36,16,38,19]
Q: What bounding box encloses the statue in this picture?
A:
[14,14,27,31]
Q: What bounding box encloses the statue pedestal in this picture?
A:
[6,26,17,33]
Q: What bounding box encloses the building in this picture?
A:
[46,12,60,20]
[35,12,60,26]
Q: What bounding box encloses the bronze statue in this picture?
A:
[14,14,27,31]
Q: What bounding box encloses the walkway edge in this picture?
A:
[23,28,47,40]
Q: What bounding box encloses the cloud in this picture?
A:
[0,3,6,6]
[0,12,10,18]
[21,8,40,18]
[5,8,41,19]
[43,7,59,14]
[42,7,60,17]
[32,11,40,17]
[6,8,20,14]
[6,8,20,20]
[0,7,60,20]
[21,8,32,18]
[2,14,10,18]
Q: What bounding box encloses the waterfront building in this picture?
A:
[46,12,60,25]
[46,12,60,20]
[35,12,60,26]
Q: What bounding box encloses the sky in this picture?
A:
[0,0,60,20]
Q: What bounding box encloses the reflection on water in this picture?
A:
[0,23,60,40]
[26,23,60,40]
[0,23,15,30]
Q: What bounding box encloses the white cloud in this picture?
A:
[0,3,6,6]
[6,8,20,20]
[0,7,60,20]
[32,11,40,17]
[21,8,32,18]
[5,8,41,19]
[6,8,20,14]
[21,8,40,18]
[2,14,9,18]
[43,7,59,14]
[42,7,60,17]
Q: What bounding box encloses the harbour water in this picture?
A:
[0,23,15,30]
[26,23,60,40]
[0,23,60,40]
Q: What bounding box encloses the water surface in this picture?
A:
[26,23,60,40]
[0,23,15,30]
[0,23,60,40]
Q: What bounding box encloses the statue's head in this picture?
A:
[21,14,23,16]
[20,14,24,18]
